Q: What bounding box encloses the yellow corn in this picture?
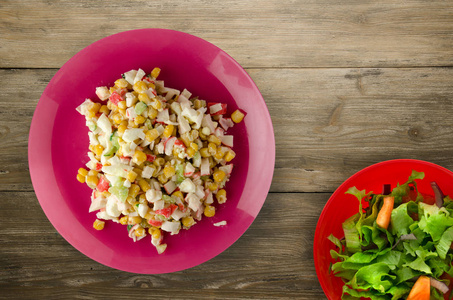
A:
[214,147,225,160]
[182,216,195,228]
[163,125,174,138]
[128,120,139,128]
[231,109,245,123]
[128,216,142,225]
[111,113,122,124]
[153,157,165,166]
[117,124,127,135]
[186,147,196,158]
[157,173,168,184]
[151,99,162,110]
[93,219,105,230]
[86,110,96,118]
[133,81,148,93]
[78,168,88,176]
[147,82,156,89]
[208,135,221,146]
[151,67,161,79]
[132,150,147,165]
[180,134,191,147]
[163,165,176,178]
[172,190,184,200]
[148,107,158,119]
[133,167,143,176]
[151,227,161,239]
[126,170,138,182]
[193,99,203,109]
[115,78,129,89]
[129,184,140,198]
[93,144,103,156]
[207,181,218,192]
[213,170,226,183]
[134,226,146,237]
[86,175,99,189]
[119,216,128,225]
[99,105,109,115]
[145,129,159,142]
[138,93,151,104]
[138,179,151,192]
[139,193,147,204]
[87,168,98,176]
[134,115,146,125]
[76,173,86,183]
[117,100,127,110]
[208,142,217,155]
[200,147,210,158]
[189,142,199,152]
[204,205,215,217]
[224,150,236,162]
[216,189,227,204]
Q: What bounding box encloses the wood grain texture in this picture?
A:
[0,191,326,299]
[1,68,452,192]
[1,0,452,69]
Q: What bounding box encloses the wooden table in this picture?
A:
[1,1,452,299]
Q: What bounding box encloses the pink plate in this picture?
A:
[314,159,453,299]
[29,29,275,274]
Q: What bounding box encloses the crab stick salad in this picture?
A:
[329,171,453,299]
[76,68,244,254]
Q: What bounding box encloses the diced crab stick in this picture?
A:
[148,219,163,227]
[96,176,110,192]
[163,181,177,194]
[95,86,110,101]
[155,204,178,219]
[219,116,234,131]
[146,154,156,162]
[219,164,234,175]
[220,135,233,147]
[95,162,103,171]
[208,102,227,115]
[109,91,124,105]
[164,136,176,156]
[184,163,195,177]
[200,158,210,176]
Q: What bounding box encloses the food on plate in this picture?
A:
[76,68,244,254]
[329,170,453,299]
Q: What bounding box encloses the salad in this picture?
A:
[75,68,245,254]
[329,170,453,299]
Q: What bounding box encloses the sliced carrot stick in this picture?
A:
[407,275,430,300]
[376,196,394,229]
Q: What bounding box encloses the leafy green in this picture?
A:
[328,170,453,299]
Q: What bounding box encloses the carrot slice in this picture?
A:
[407,275,430,300]
[376,196,394,229]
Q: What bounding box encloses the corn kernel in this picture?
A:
[117,124,127,135]
[180,134,191,147]
[182,216,195,228]
[128,184,140,198]
[138,179,151,192]
[128,216,142,225]
[216,189,227,204]
[117,100,127,110]
[172,191,184,200]
[153,157,165,166]
[76,173,86,183]
[231,109,245,123]
[132,150,147,165]
[145,129,159,142]
[147,82,156,89]
[99,105,109,115]
[86,175,99,189]
[134,115,146,125]
[163,124,174,138]
[78,168,88,176]
[207,181,218,192]
[138,93,151,104]
[151,67,161,79]
[151,99,162,110]
[200,147,210,158]
[128,120,139,128]
[127,170,138,182]
[93,219,105,230]
[86,110,96,118]
[208,142,217,155]
[148,107,158,119]
[214,147,225,160]
[208,135,221,146]
[186,147,196,158]
[133,81,148,93]
[115,78,129,89]
[213,170,226,182]
[93,144,104,156]
[163,165,176,178]
[204,206,215,217]
[157,173,168,184]
[119,216,128,225]
[193,99,203,109]
[139,193,147,204]
[224,150,236,162]
[151,228,161,239]
[189,142,199,152]
[134,226,146,237]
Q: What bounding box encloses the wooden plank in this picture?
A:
[0,191,327,299]
[1,68,453,192]
[1,0,452,68]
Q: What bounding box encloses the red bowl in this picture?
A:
[29,29,275,274]
[313,159,453,299]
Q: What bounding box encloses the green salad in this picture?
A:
[329,170,453,300]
